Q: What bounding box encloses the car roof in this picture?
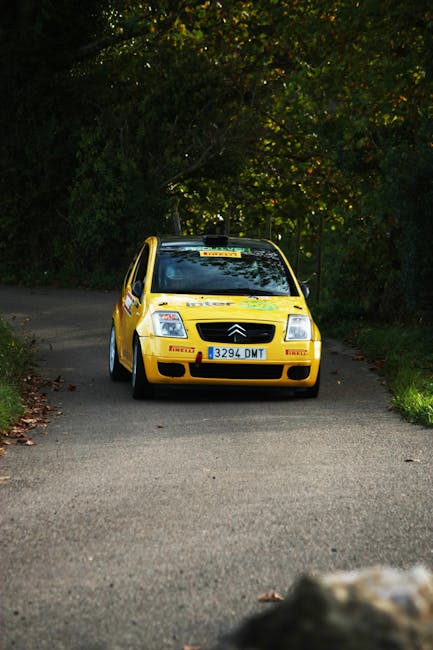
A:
[157,235,275,251]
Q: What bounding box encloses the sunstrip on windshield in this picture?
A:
[199,250,242,258]
[174,246,252,253]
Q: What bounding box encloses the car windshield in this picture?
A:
[152,246,298,296]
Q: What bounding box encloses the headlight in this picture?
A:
[285,315,312,340]
[152,311,187,338]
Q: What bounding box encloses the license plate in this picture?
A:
[208,346,267,360]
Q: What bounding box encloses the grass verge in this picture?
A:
[0,317,34,432]
[331,322,433,427]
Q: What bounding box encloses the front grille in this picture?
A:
[196,322,275,344]
[189,363,283,380]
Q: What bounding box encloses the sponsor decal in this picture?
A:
[123,291,134,316]
[240,299,279,311]
[186,300,233,307]
[199,250,242,258]
[285,349,308,356]
[168,345,195,353]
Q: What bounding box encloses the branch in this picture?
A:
[163,141,219,188]
[76,26,151,62]
[75,9,180,63]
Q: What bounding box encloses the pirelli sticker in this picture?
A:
[285,349,308,356]
[199,250,242,258]
[168,345,195,353]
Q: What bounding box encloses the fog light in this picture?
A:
[287,366,310,380]
[158,362,185,377]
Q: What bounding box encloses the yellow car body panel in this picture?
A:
[111,235,321,393]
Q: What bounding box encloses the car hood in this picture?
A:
[148,293,309,321]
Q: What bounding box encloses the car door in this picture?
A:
[121,243,150,367]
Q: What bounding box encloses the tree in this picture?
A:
[1,0,432,320]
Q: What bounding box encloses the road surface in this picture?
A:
[1,286,432,649]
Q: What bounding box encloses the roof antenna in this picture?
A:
[203,234,229,247]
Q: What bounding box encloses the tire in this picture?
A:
[296,367,320,399]
[132,336,154,399]
[109,324,129,381]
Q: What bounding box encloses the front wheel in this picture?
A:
[132,337,154,399]
[109,324,129,381]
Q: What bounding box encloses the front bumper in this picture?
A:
[139,336,321,387]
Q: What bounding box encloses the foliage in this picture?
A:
[353,323,433,427]
[0,318,34,386]
[0,317,34,431]
[0,384,24,433]
[0,0,110,278]
[377,130,433,314]
[391,369,433,427]
[312,0,433,318]
[0,0,432,320]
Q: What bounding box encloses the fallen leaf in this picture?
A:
[374,359,385,369]
[21,418,39,427]
[183,646,201,650]
[16,438,36,446]
[258,591,284,602]
[67,384,77,392]
[9,425,27,436]
[404,458,421,463]
[352,354,365,361]
[51,376,64,391]
[0,476,11,484]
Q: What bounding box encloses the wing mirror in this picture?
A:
[131,280,144,299]
[300,283,310,299]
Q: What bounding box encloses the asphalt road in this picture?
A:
[1,286,432,650]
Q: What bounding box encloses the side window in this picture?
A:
[133,245,149,284]
[131,244,149,299]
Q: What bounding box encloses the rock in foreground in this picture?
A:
[216,566,433,650]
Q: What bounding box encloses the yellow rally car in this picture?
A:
[109,235,321,398]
